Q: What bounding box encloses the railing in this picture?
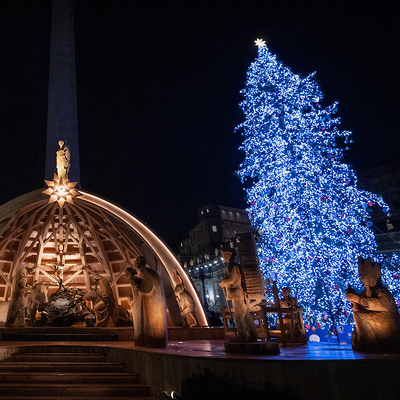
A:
[375,231,400,242]
[375,231,400,253]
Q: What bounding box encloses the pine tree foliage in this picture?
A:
[236,43,389,328]
[378,252,400,308]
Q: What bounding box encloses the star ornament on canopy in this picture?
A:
[254,38,266,48]
[42,174,81,207]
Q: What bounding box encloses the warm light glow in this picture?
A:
[254,38,266,47]
[79,191,209,327]
[43,174,80,207]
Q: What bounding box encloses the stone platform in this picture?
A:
[1,340,399,400]
[0,326,225,342]
[224,339,280,355]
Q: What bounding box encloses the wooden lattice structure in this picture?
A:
[0,189,207,326]
[236,232,265,306]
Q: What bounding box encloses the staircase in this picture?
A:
[0,346,157,399]
[0,327,119,342]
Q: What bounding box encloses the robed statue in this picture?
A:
[56,140,71,178]
[346,257,400,352]
[125,256,167,348]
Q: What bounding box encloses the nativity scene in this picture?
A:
[0,142,206,347]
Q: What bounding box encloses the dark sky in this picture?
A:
[0,1,399,249]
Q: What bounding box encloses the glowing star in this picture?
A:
[42,174,80,207]
[254,38,266,48]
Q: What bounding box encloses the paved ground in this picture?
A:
[2,339,400,361]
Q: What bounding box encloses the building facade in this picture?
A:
[177,205,253,316]
[358,160,400,254]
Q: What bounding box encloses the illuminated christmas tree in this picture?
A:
[236,39,389,329]
[378,252,400,309]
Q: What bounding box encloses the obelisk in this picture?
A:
[45,0,80,183]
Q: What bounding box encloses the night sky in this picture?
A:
[0,1,399,249]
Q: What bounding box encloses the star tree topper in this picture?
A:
[254,38,266,48]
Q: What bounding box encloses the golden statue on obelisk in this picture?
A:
[56,140,71,179]
[42,139,79,207]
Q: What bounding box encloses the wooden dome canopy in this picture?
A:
[0,189,207,326]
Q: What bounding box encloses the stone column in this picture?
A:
[45,0,80,183]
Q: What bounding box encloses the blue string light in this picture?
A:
[236,42,393,329]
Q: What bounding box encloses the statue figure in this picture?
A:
[56,140,71,178]
[280,287,298,308]
[114,304,133,326]
[36,286,95,327]
[125,256,167,348]
[83,267,116,327]
[5,264,30,327]
[173,270,198,327]
[0,301,10,326]
[345,257,400,352]
[54,262,65,289]
[279,287,300,331]
[126,273,142,341]
[219,245,258,341]
[25,281,49,321]
[386,219,394,231]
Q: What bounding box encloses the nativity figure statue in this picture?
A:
[125,256,167,348]
[345,257,400,352]
[219,245,258,342]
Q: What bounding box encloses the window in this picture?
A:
[383,175,393,189]
[224,228,231,239]
[391,194,400,210]
[212,225,217,232]
[370,178,380,192]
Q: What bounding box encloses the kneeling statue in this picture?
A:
[345,257,400,352]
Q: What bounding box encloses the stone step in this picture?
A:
[0,397,158,400]
[12,345,105,354]
[0,345,154,399]
[9,353,107,363]
[0,383,151,397]
[0,372,138,384]
[0,326,120,342]
[0,333,119,341]
[0,327,117,334]
[0,362,126,373]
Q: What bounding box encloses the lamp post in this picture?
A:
[189,264,214,310]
